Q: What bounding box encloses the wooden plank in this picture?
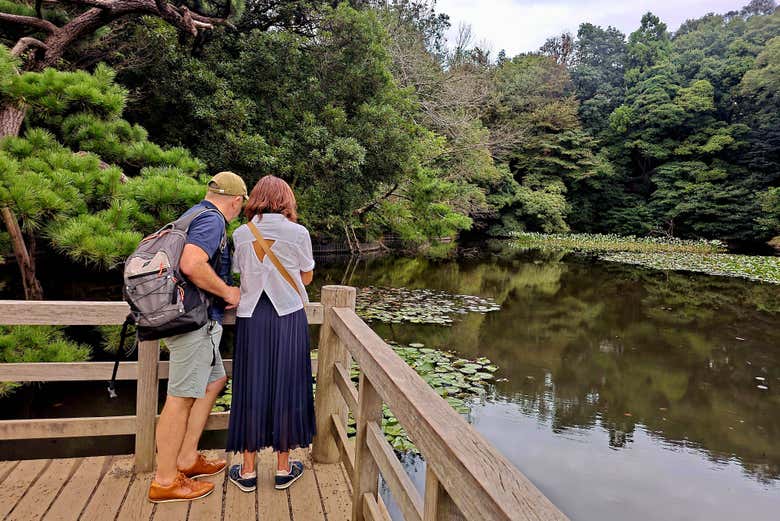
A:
[352,374,382,521]
[0,362,140,382]
[223,452,256,521]
[0,459,49,518]
[134,339,159,473]
[423,465,465,521]
[330,413,354,483]
[257,449,290,521]
[331,307,569,521]
[288,448,325,521]
[366,421,423,521]
[362,493,390,521]
[80,456,134,521]
[0,301,324,325]
[43,456,109,521]
[0,459,20,485]
[312,460,351,521]
[334,361,358,415]
[115,471,155,521]
[0,416,137,440]
[312,286,356,463]
[188,450,226,521]
[7,458,77,521]
[151,495,190,521]
[0,356,317,383]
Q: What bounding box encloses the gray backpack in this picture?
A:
[123,206,225,341]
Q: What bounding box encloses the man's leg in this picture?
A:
[155,395,195,485]
[177,322,227,470]
[177,375,226,469]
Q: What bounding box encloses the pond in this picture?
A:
[1,242,779,520]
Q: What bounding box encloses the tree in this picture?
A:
[0,45,207,298]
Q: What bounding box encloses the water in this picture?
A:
[1,244,779,520]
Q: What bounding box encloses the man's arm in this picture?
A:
[180,244,240,308]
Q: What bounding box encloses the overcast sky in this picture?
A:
[436,0,750,56]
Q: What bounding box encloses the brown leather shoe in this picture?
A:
[179,453,227,479]
[148,472,214,503]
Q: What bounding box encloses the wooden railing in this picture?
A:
[312,286,568,521]
[0,299,323,472]
[0,286,569,521]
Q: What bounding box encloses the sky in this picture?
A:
[435,0,750,56]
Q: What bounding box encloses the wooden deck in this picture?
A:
[0,448,353,521]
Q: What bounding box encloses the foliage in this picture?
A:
[0,326,91,395]
[509,232,725,254]
[0,44,206,269]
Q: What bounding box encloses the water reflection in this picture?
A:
[312,246,780,506]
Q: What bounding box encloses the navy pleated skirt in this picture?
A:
[226,292,316,453]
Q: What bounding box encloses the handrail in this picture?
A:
[311,288,568,521]
[0,299,323,471]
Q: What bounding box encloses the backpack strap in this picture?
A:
[107,315,136,398]
[173,206,224,233]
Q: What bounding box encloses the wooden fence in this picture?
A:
[0,287,568,521]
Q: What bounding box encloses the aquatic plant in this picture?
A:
[212,342,500,453]
[356,286,500,325]
[508,232,725,254]
[599,252,780,285]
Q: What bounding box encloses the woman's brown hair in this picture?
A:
[244,175,298,222]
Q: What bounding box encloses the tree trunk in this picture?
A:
[1,207,44,300]
[0,102,26,138]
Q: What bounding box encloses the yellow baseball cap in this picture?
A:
[208,171,249,200]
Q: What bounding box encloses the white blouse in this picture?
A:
[231,213,315,317]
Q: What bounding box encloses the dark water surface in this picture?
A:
[2,244,779,520]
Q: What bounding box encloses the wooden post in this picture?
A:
[312,285,357,463]
[423,465,465,521]
[134,339,160,472]
[352,374,382,521]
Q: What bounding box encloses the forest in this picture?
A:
[1,0,779,299]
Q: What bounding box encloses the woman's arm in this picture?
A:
[300,270,313,286]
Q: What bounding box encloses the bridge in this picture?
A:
[0,286,568,521]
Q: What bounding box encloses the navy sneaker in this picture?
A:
[274,461,304,490]
[228,464,257,493]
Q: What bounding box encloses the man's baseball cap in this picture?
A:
[208,171,249,200]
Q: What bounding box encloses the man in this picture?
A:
[148,171,247,503]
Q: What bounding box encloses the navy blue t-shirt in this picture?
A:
[182,201,232,323]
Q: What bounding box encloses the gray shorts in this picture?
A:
[164,320,226,398]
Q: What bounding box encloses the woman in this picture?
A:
[226,175,316,492]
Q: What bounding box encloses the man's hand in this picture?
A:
[223,286,240,309]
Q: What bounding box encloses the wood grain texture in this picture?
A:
[0,416,137,440]
[334,360,359,415]
[352,374,383,521]
[115,471,154,521]
[257,449,291,521]
[362,493,391,521]
[0,356,317,383]
[331,307,569,521]
[134,339,159,473]
[313,460,351,521]
[43,456,109,521]
[366,421,423,521]
[312,285,356,463]
[223,452,256,521]
[80,456,134,521]
[6,458,77,521]
[423,465,465,521]
[0,459,49,518]
[289,448,326,521]
[0,301,323,325]
[331,413,355,483]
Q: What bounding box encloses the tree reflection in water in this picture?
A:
[314,244,780,484]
